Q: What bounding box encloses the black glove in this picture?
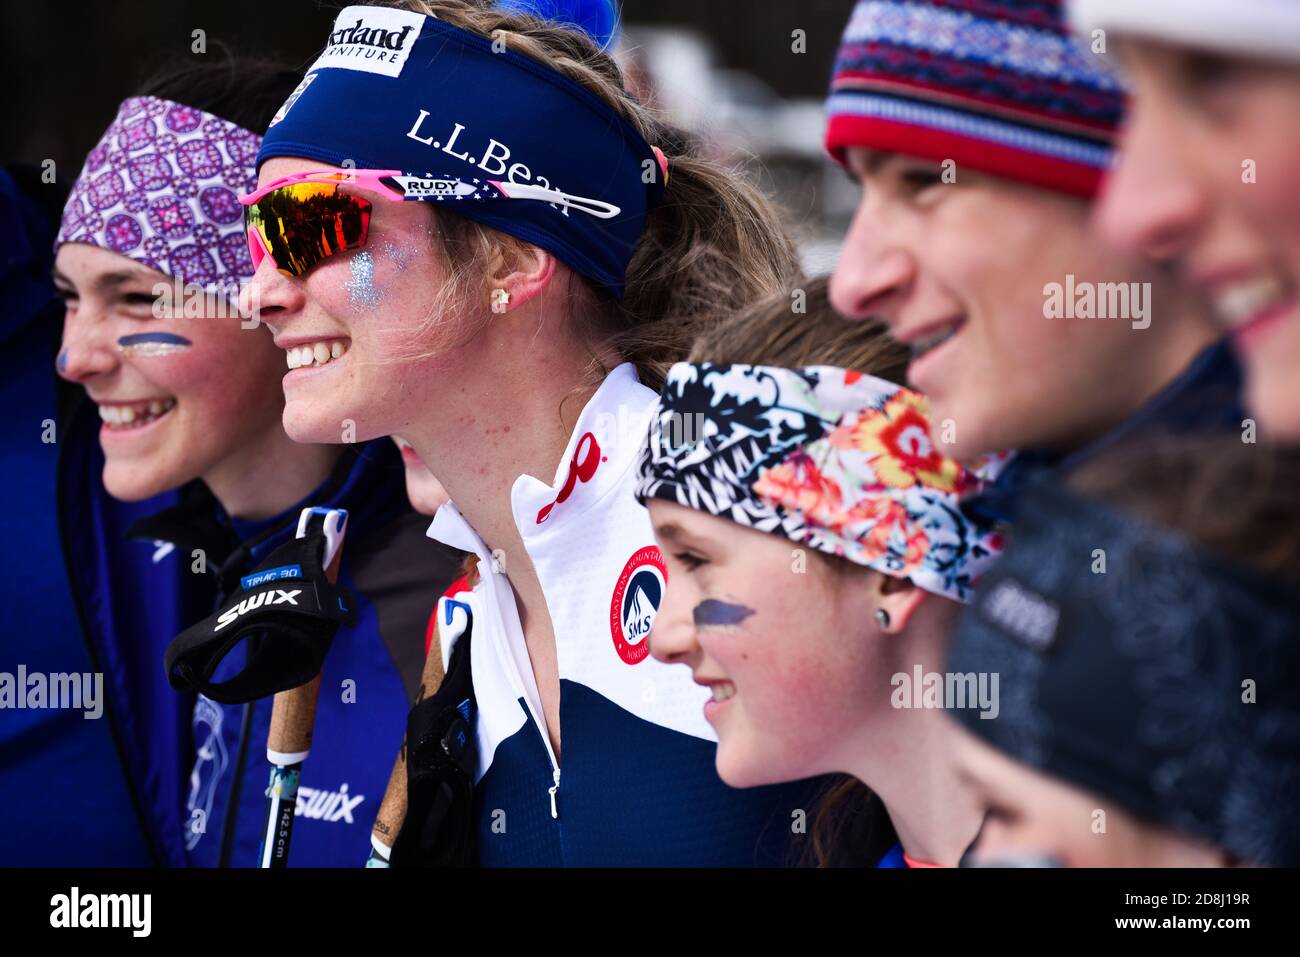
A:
[164,515,356,703]
[391,602,478,868]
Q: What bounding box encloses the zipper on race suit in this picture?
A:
[453,510,564,822]
[483,562,563,820]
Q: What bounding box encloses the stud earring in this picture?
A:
[874,608,891,630]
[490,288,510,313]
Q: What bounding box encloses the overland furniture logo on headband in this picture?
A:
[311,5,426,79]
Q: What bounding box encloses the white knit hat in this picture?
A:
[1069,0,1300,65]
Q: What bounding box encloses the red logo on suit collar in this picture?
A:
[536,431,605,524]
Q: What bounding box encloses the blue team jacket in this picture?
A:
[0,165,203,867]
[130,442,462,867]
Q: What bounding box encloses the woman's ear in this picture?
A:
[873,574,927,635]
[486,241,556,313]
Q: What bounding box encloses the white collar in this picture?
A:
[427,362,655,555]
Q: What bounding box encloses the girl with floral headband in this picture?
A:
[53,56,462,867]
[636,277,1006,867]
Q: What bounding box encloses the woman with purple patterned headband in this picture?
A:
[50,57,463,868]
[54,72,327,512]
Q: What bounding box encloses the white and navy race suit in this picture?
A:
[429,363,823,865]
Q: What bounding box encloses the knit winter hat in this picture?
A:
[1069,0,1300,66]
[825,0,1126,197]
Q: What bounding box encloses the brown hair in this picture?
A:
[1069,434,1300,583]
[137,45,304,134]
[687,274,909,379]
[394,0,800,396]
[688,274,909,867]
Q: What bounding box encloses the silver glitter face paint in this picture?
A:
[380,239,417,273]
[345,251,383,310]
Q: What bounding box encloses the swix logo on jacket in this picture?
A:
[182,629,402,866]
[428,363,822,866]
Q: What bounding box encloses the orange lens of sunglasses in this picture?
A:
[244,182,373,277]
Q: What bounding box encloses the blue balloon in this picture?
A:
[495,0,620,49]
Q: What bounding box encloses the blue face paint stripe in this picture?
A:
[117,332,193,348]
[693,599,754,627]
[57,350,68,372]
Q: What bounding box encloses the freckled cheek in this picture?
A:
[304,279,356,329]
[775,654,856,732]
[700,623,829,724]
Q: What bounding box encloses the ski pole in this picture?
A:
[258,507,348,868]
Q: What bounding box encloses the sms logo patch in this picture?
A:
[609,546,667,665]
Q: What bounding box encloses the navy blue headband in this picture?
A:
[258,4,665,298]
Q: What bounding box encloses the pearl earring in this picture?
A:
[490,288,510,313]
[874,608,891,629]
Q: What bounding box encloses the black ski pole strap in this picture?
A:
[392,599,478,868]
[164,520,357,704]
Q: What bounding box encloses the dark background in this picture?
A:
[5,0,852,172]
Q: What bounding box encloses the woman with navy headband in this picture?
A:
[636,279,1006,867]
[53,55,463,867]
[823,0,1240,522]
[244,1,821,866]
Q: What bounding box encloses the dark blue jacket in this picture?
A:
[130,443,464,866]
[0,165,200,867]
[57,405,211,867]
[966,341,1246,526]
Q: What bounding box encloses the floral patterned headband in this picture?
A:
[54,96,263,296]
[634,363,1007,602]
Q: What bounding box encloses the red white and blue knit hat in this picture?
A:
[825,0,1127,197]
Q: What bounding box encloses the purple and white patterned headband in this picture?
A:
[54,96,262,296]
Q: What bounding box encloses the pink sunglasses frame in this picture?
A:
[238,168,622,275]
